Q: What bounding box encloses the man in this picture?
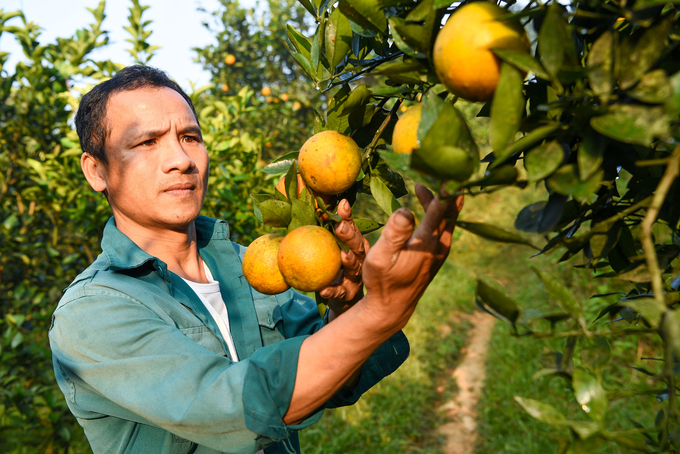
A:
[49,65,463,454]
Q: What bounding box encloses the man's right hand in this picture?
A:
[284,184,463,425]
[361,184,464,334]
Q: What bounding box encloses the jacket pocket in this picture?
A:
[180,326,227,356]
[253,296,285,346]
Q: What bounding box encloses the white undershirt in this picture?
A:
[183,265,270,453]
[181,263,239,361]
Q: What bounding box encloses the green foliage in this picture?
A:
[1,1,301,451]
[282,0,680,451]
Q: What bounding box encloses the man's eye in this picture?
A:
[139,139,156,146]
[183,135,200,143]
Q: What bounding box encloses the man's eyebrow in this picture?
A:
[181,125,203,139]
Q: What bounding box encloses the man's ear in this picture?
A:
[81,153,108,193]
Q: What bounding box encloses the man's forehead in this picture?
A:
[106,87,195,121]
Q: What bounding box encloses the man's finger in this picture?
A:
[414,184,434,213]
[341,250,362,282]
[334,199,368,258]
[413,194,460,243]
[367,208,415,269]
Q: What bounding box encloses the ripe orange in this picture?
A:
[292,101,302,110]
[280,93,289,102]
[220,83,229,92]
[298,131,362,195]
[261,87,272,96]
[433,2,530,102]
[277,226,341,292]
[242,234,290,295]
[225,54,236,65]
[392,104,422,154]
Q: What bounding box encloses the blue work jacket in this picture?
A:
[49,215,409,454]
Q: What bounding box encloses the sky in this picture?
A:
[0,0,254,90]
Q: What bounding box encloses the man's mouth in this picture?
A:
[164,182,196,196]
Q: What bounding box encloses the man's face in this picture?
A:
[95,87,209,233]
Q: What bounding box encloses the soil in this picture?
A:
[437,311,496,454]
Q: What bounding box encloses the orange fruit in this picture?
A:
[292,101,302,110]
[261,87,272,96]
[225,54,236,65]
[433,2,530,102]
[298,131,362,195]
[280,93,289,102]
[392,104,422,154]
[242,234,290,295]
[220,83,229,91]
[277,226,342,292]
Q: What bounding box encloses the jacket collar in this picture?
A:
[100,215,231,272]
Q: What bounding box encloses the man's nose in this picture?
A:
[161,138,196,173]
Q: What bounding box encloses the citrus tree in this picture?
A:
[261,0,680,451]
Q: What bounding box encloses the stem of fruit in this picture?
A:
[361,99,402,164]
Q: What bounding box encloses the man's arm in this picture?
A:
[284,185,463,424]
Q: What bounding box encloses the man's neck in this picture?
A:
[114,215,208,283]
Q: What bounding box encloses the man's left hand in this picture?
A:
[319,199,369,316]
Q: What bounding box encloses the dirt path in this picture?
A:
[437,311,496,454]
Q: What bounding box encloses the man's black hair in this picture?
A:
[75,65,199,164]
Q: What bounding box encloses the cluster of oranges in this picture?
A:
[392,3,529,155]
[242,3,530,294]
[242,131,362,295]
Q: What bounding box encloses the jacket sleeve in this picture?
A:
[49,286,321,453]
[272,289,411,410]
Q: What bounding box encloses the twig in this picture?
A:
[361,99,402,163]
[641,144,680,308]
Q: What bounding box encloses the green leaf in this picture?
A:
[338,0,387,34]
[531,266,587,330]
[619,14,674,90]
[262,152,299,175]
[538,2,574,78]
[341,83,372,114]
[252,195,292,228]
[572,368,608,422]
[620,297,666,329]
[296,0,318,19]
[457,220,538,249]
[289,197,317,231]
[590,104,669,147]
[491,123,560,169]
[370,175,401,216]
[580,338,611,377]
[514,396,567,425]
[326,8,352,69]
[587,29,616,102]
[476,274,520,324]
[524,140,564,183]
[413,92,479,181]
[489,63,525,152]
[603,432,651,452]
[667,70,680,118]
[354,218,383,234]
[577,130,605,181]
[627,69,674,104]
[326,84,352,134]
[588,220,622,263]
[471,165,518,187]
[378,150,439,190]
[10,331,24,349]
[493,48,550,80]
[546,164,603,201]
[3,214,19,231]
